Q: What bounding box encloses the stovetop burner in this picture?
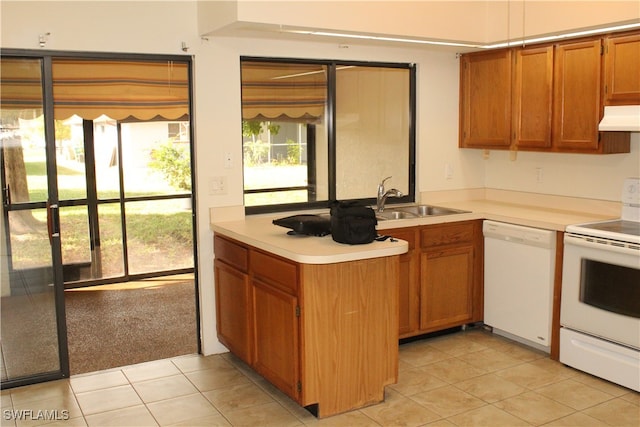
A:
[566,219,640,245]
[579,220,640,237]
[567,178,640,245]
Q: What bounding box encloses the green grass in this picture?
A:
[12,157,193,275]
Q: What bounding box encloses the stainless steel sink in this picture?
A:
[376,204,468,220]
[398,205,468,217]
[376,210,418,221]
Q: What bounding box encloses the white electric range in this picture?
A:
[560,177,640,391]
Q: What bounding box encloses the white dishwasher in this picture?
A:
[483,220,556,352]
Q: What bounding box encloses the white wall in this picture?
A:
[200,1,640,46]
[0,1,200,55]
[483,139,640,201]
[2,1,638,357]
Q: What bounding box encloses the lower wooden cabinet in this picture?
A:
[386,220,484,339]
[249,247,301,398]
[421,245,474,331]
[387,228,420,336]
[213,234,399,418]
[252,277,299,398]
[213,237,252,363]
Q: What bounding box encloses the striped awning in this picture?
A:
[1,58,44,114]
[241,61,327,122]
[1,58,189,121]
[52,59,189,121]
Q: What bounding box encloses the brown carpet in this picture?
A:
[65,278,198,375]
[1,291,60,380]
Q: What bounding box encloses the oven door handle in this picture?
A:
[564,234,639,257]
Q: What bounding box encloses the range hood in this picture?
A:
[598,105,640,132]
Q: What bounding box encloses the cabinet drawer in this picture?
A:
[251,250,298,294]
[421,222,474,248]
[214,235,249,272]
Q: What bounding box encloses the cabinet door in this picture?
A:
[385,228,420,337]
[604,33,640,105]
[460,49,512,148]
[553,39,603,151]
[514,45,554,149]
[252,278,300,400]
[420,245,474,332]
[214,260,252,364]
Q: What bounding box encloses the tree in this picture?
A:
[242,120,281,165]
[1,111,43,234]
[149,140,191,191]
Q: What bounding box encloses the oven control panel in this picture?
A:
[622,177,640,222]
[623,177,640,205]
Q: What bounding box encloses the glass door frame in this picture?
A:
[1,54,70,388]
[1,49,200,389]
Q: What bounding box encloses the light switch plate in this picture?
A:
[209,176,227,195]
[224,152,233,169]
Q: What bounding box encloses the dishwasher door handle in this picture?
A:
[504,236,524,243]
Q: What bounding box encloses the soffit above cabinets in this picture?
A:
[197,1,640,51]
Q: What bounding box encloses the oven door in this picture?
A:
[561,234,640,349]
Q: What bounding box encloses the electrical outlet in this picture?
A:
[536,167,543,184]
[445,163,454,180]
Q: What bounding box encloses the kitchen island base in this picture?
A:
[214,234,400,418]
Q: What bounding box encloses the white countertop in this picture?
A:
[211,196,618,264]
[377,200,617,232]
[211,215,408,264]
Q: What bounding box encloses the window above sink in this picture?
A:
[241,57,416,215]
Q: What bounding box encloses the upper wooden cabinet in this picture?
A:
[513,45,554,149]
[459,32,635,154]
[552,39,604,151]
[459,49,512,149]
[604,32,640,105]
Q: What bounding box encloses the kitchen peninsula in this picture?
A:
[211,216,407,418]
[211,193,620,417]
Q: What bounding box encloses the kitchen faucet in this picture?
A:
[376,176,403,212]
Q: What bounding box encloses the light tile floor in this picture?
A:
[1,328,638,426]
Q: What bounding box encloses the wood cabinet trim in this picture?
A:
[301,258,399,416]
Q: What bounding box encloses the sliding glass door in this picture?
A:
[0,57,68,386]
[1,53,195,388]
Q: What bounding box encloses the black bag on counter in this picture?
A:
[272,214,332,236]
[330,201,378,245]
